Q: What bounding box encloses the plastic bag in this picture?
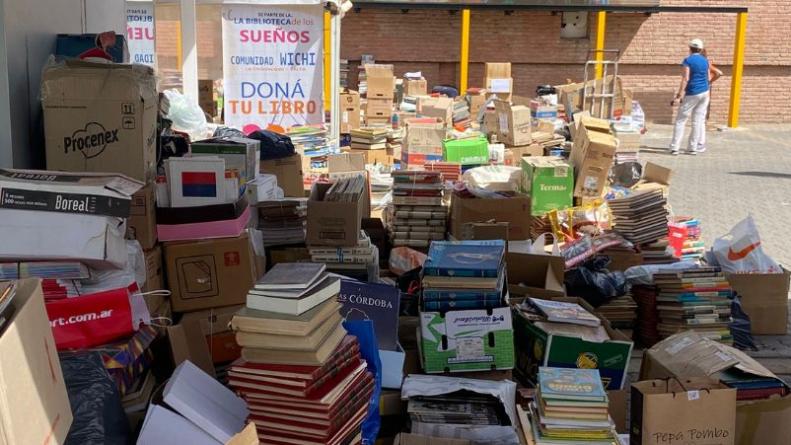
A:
[163,89,208,140]
[609,162,643,188]
[548,201,611,243]
[564,257,627,307]
[389,247,427,276]
[61,351,131,445]
[707,215,781,273]
[730,296,757,351]
[462,165,521,193]
[624,261,700,286]
[342,320,382,445]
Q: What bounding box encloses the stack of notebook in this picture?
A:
[424,162,461,183]
[654,267,733,345]
[640,238,680,265]
[350,128,389,150]
[288,126,336,170]
[595,295,638,338]
[386,128,404,160]
[255,199,308,246]
[452,99,471,129]
[608,189,669,246]
[631,285,660,347]
[388,170,447,249]
[421,240,507,312]
[229,262,373,444]
[528,367,618,445]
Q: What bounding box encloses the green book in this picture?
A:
[538,367,607,402]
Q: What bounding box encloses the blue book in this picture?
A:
[422,298,503,312]
[423,240,505,278]
[338,280,401,351]
[538,367,607,402]
[422,268,506,301]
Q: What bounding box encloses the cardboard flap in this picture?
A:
[506,251,565,297]
[226,422,258,445]
[643,162,672,185]
[328,153,365,174]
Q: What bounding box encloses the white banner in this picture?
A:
[125,2,156,67]
[222,5,323,131]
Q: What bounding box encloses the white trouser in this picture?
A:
[670,91,710,151]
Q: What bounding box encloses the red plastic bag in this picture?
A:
[46,287,137,350]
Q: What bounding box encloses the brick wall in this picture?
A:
[153,1,790,124]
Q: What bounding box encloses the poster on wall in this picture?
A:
[222,4,324,131]
[126,1,156,67]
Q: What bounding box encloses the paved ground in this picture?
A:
[629,123,791,382]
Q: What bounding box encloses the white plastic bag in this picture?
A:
[163,89,208,140]
[708,216,781,273]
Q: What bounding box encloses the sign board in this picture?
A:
[125,1,156,67]
[222,5,324,131]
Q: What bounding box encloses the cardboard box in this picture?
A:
[260,153,305,198]
[366,97,392,119]
[419,307,515,373]
[143,245,165,293]
[442,136,489,165]
[405,118,446,156]
[484,62,511,79]
[632,162,672,195]
[167,306,242,377]
[613,129,642,152]
[513,297,634,390]
[340,89,361,133]
[467,91,487,118]
[394,433,471,445]
[380,344,406,389]
[450,194,531,240]
[42,60,158,182]
[405,78,428,97]
[504,144,544,166]
[366,64,395,99]
[726,269,790,334]
[190,137,261,187]
[164,234,257,312]
[380,389,406,417]
[494,100,532,146]
[640,331,791,445]
[418,96,454,125]
[128,183,157,249]
[608,389,629,434]
[573,127,617,199]
[306,182,364,247]
[351,148,389,165]
[520,156,573,216]
[198,79,217,117]
[506,251,566,301]
[486,78,513,96]
[0,279,73,444]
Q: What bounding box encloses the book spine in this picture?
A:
[422,267,499,278]
[305,354,360,396]
[422,299,503,311]
[422,290,501,301]
[0,187,130,217]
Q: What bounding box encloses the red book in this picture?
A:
[737,387,788,401]
[229,335,359,382]
[229,355,362,397]
[255,403,367,445]
[238,361,369,408]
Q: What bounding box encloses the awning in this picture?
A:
[350,0,747,13]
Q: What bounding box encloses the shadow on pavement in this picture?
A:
[730,171,791,179]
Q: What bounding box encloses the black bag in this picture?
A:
[247,130,296,161]
[565,256,627,307]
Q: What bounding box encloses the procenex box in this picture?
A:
[419,307,514,373]
[520,156,573,216]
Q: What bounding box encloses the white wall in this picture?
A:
[0,0,125,168]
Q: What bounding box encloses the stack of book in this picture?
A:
[424,161,461,183]
[595,295,638,338]
[229,262,373,444]
[325,175,366,203]
[421,240,507,312]
[340,59,349,89]
[308,230,379,280]
[640,238,680,265]
[255,198,308,246]
[669,216,705,262]
[386,128,403,160]
[718,368,789,401]
[452,99,471,129]
[527,367,618,445]
[632,284,660,347]
[528,298,601,328]
[350,128,389,150]
[288,126,336,170]
[608,189,669,246]
[654,267,733,344]
[388,170,447,249]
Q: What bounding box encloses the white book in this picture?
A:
[254,262,326,291]
[162,361,249,443]
[247,276,341,315]
[137,405,221,445]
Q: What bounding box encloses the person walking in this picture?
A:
[696,48,723,152]
[669,38,710,155]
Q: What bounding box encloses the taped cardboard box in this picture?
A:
[366,64,395,99]
[504,144,544,166]
[340,89,361,133]
[163,233,257,312]
[418,97,454,125]
[494,100,532,146]
[42,60,158,182]
[484,62,511,79]
[640,330,791,445]
[128,183,157,250]
[366,97,392,119]
[0,279,73,444]
[306,181,364,247]
[259,153,305,198]
[726,268,790,335]
[573,126,617,199]
[449,194,531,240]
[467,90,487,117]
[405,78,428,97]
[405,118,446,156]
[351,148,389,165]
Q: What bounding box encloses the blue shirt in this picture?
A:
[683,54,710,96]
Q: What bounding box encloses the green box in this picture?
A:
[443,136,489,165]
[512,298,633,390]
[419,307,514,373]
[520,156,573,216]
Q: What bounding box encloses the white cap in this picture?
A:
[689,38,704,50]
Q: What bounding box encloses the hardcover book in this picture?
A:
[338,279,400,351]
[538,367,607,402]
[423,240,505,278]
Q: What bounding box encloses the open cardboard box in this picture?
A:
[640,330,791,445]
[306,181,365,247]
[506,250,566,302]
